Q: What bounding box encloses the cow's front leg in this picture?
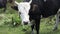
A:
[31,24,34,34]
[30,20,35,34]
[35,19,40,34]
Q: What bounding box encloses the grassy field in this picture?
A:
[0,0,60,34]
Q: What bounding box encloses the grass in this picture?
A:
[0,0,60,34]
[0,18,60,34]
[0,12,60,34]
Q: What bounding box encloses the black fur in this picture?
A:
[29,0,60,34]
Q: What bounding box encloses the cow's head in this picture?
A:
[11,0,32,25]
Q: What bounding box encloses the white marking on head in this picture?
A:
[15,0,32,25]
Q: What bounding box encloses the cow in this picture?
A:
[10,0,60,34]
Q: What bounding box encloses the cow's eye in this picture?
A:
[19,12,21,14]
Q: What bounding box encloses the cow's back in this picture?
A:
[41,0,60,18]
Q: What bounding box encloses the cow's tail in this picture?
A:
[29,0,32,4]
[15,1,19,5]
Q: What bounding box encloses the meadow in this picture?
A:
[0,0,60,34]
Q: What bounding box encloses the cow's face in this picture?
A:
[18,3,31,25]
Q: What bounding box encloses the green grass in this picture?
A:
[0,0,60,34]
[0,13,60,34]
[0,18,60,34]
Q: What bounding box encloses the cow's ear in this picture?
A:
[11,6,18,11]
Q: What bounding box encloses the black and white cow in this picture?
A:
[11,0,60,34]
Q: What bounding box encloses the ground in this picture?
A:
[0,0,60,34]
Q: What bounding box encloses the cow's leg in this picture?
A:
[53,13,59,31]
[30,20,35,34]
[31,24,34,34]
[35,19,40,34]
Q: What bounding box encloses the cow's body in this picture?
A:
[42,0,60,17]
[30,0,60,18]
[29,0,60,34]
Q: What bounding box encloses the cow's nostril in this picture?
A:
[24,22,28,25]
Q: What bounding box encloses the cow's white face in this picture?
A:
[18,2,31,25]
